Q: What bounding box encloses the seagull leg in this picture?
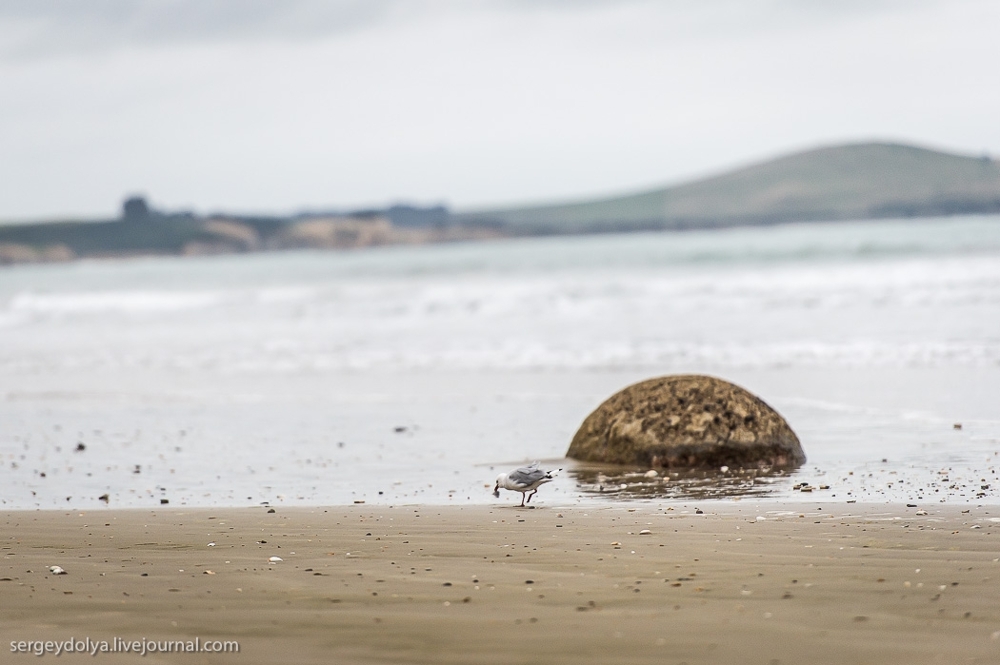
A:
[519,493,526,507]
[526,489,537,504]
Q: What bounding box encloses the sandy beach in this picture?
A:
[4,503,1000,664]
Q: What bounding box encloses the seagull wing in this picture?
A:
[508,463,549,487]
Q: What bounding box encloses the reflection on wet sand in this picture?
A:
[567,464,794,500]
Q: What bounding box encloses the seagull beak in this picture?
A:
[492,483,500,498]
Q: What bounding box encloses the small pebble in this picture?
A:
[49,566,67,575]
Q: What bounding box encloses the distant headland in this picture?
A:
[2,141,999,265]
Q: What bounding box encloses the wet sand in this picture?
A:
[4,503,1000,664]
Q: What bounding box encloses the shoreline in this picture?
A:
[4,503,1000,664]
[5,364,999,511]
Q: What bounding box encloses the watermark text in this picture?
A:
[10,637,239,657]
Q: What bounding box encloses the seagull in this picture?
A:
[493,462,560,507]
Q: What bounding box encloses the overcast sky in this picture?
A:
[1,0,998,221]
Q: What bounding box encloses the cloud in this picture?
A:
[0,0,931,62]
[1,0,996,219]
[0,0,411,61]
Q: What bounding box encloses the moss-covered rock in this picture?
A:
[567,375,804,469]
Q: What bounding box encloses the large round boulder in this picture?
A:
[567,375,804,469]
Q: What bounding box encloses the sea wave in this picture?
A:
[8,290,225,314]
[2,338,997,374]
[3,252,998,318]
[1,217,998,375]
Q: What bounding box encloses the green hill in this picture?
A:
[455,142,1000,232]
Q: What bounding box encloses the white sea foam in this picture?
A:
[9,290,224,314]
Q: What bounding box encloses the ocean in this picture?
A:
[1,216,999,509]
